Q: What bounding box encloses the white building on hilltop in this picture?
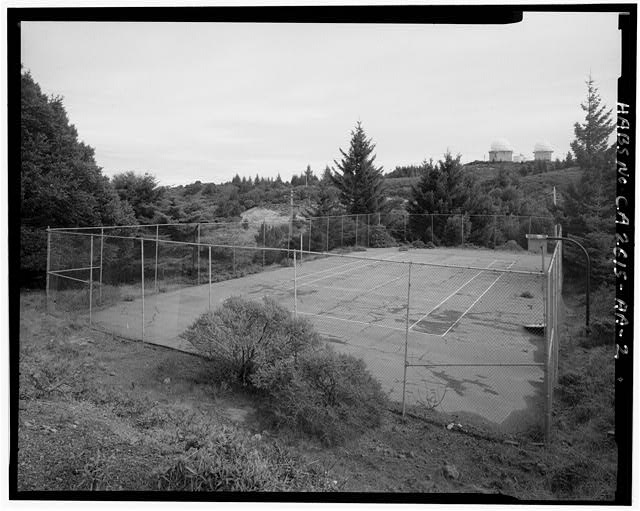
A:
[534,141,553,161]
[489,138,513,162]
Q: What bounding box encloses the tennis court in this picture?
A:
[90,245,549,432]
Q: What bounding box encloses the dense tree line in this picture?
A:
[21,69,603,289]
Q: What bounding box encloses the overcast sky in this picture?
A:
[21,13,621,186]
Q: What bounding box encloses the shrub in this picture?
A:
[411,239,427,249]
[156,425,332,491]
[182,297,320,385]
[252,346,388,446]
[579,285,614,347]
[369,225,397,248]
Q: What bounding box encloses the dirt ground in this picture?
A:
[15,290,617,500]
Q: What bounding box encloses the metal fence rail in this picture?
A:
[50,212,556,252]
[46,223,562,443]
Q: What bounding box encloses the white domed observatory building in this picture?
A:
[488,139,513,162]
[533,141,553,161]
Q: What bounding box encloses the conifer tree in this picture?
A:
[563,76,615,285]
[570,75,615,177]
[331,122,385,214]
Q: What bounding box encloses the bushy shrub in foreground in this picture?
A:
[184,297,387,444]
[182,297,320,385]
[252,346,388,446]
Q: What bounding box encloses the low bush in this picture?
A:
[156,424,333,491]
[184,298,387,445]
[182,297,320,385]
[369,225,397,248]
[579,285,614,348]
[252,346,388,446]
[411,239,427,249]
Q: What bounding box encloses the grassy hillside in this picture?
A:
[519,167,582,194]
[383,164,582,204]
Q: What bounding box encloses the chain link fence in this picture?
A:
[46,221,562,442]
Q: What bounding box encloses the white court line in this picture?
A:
[408,259,501,331]
[296,250,404,282]
[299,252,405,288]
[298,311,452,337]
[298,311,407,333]
[439,260,517,337]
[299,274,407,298]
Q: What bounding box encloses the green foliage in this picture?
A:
[369,224,397,248]
[252,346,387,446]
[20,69,135,285]
[332,121,386,214]
[182,297,320,385]
[562,77,615,287]
[156,425,332,491]
[407,154,489,243]
[111,171,164,224]
[570,76,616,174]
[184,298,386,445]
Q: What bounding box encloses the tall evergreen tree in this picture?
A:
[570,75,615,178]
[20,69,134,284]
[331,122,385,214]
[563,76,616,285]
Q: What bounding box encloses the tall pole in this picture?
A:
[300,233,303,263]
[493,215,497,247]
[46,227,51,312]
[141,239,145,343]
[154,224,159,292]
[460,214,464,246]
[89,235,94,325]
[402,262,412,418]
[208,246,212,311]
[288,189,293,257]
[341,215,344,248]
[308,218,312,252]
[262,222,266,267]
[99,227,104,303]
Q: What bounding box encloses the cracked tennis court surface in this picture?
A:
[92,246,550,433]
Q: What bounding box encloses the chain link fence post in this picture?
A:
[99,227,104,304]
[341,215,344,248]
[197,223,201,284]
[308,217,312,252]
[155,224,159,292]
[46,227,51,312]
[355,215,359,246]
[141,238,145,343]
[89,235,94,325]
[208,245,212,311]
[262,222,266,267]
[403,213,407,242]
[367,214,370,247]
[326,217,330,252]
[293,249,297,318]
[402,261,412,418]
[431,214,434,243]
